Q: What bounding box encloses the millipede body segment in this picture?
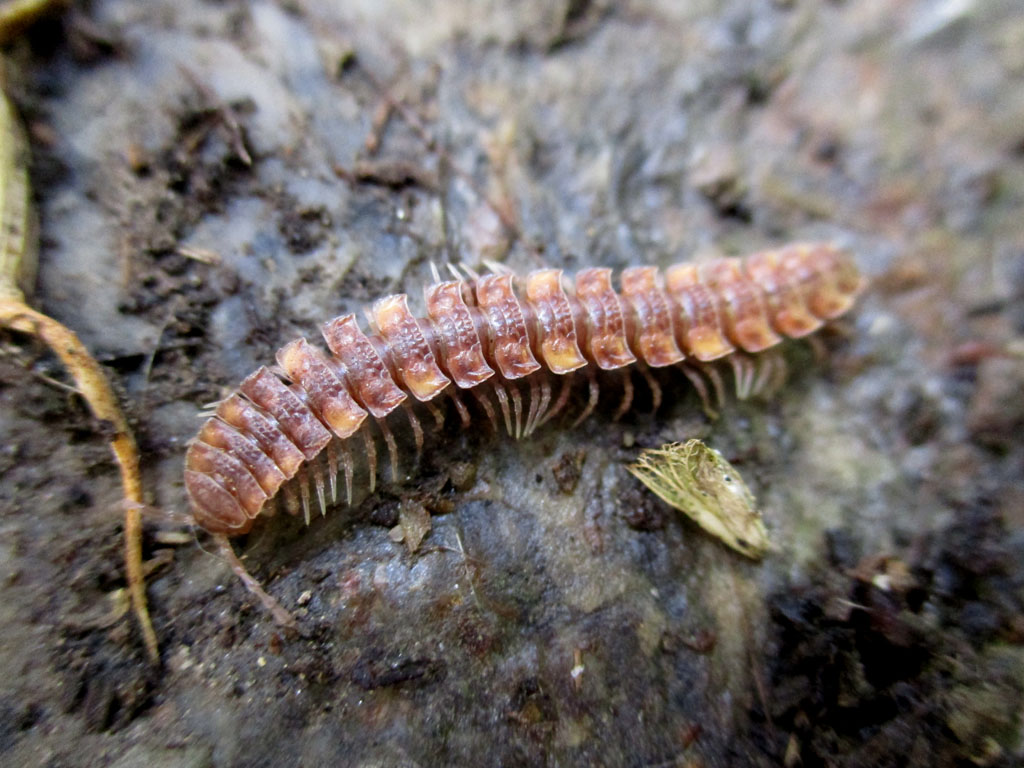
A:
[185,243,864,535]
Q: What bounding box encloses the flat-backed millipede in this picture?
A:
[185,242,864,539]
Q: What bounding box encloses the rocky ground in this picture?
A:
[0,1,1022,766]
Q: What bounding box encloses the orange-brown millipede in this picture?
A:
[185,242,864,538]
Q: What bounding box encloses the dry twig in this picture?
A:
[0,78,158,661]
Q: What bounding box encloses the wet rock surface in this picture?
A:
[1,0,1023,765]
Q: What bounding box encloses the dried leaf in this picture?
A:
[394,500,431,554]
[628,440,769,559]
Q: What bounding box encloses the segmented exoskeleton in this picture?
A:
[185,242,864,537]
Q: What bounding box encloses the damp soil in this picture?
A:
[1,1,1023,766]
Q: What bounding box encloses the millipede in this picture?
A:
[184,242,864,618]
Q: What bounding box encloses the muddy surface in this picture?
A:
[1,1,1023,766]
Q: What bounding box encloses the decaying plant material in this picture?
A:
[628,439,769,559]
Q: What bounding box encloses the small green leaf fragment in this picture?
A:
[627,440,769,559]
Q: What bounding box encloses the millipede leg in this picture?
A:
[524,377,540,438]
[510,382,524,439]
[749,355,772,398]
[362,429,378,494]
[746,356,761,399]
[539,374,572,427]
[312,458,327,517]
[640,364,662,413]
[404,402,424,465]
[492,381,514,436]
[472,388,499,431]
[769,353,788,396]
[758,352,787,398]
[450,390,471,428]
[572,369,600,428]
[482,258,513,275]
[446,263,466,282]
[729,356,745,399]
[730,354,755,400]
[749,355,764,398]
[326,441,339,504]
[426,400,446,430]
[527,377,550,436]
[705,365,726,409]
[298,465,312,525]
[214,535,296,628]
[379,419,400,483]
[681,364,718,419]
[341,439,354,506]
[613,370,634,421]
